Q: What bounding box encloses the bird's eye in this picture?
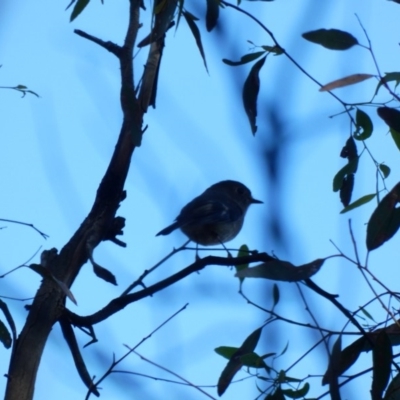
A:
[236,186,246,195]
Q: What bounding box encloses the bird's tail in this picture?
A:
[156,222,180,236]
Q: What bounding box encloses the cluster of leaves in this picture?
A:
[214,248,317,399]
[199,21,400,400]
[323,329,399,400]
[216,326,309,399]
[212,245,400,400]
[300,28,400,252]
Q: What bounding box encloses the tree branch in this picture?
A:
[65,253,275,327]
[73,29,122,57]
[59,318,100,396]
[4,2,144,400]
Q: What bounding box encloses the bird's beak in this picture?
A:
[251,197,263,204]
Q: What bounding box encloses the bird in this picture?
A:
[156,180,262,246]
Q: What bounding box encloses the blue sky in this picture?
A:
[1,0,400,399]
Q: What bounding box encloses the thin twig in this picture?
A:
[355,14,400,102]
[0,218,48,239]
[120,239,190,296]
[239,287,360,335]
[347,220,361,267]
[221,0,354,112]
[296,282,330,355]
[0,246,43,278]
[133,350,217,400]
[85,304,189,400]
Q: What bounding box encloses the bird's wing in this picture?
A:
[177,199,242,226]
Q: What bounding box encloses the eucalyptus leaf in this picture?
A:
[183,11,208,72]
[378,107,400,133]
[223,51,265,66]
[375,72,400,95]
[70,0,90,21]
[242,56,267,134]
[302,29,358,50]
[355,108,373,140]
[379,164,391,178]
[366,182,400,251]
[340,193,376,214]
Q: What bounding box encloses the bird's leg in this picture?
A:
[218,238,232,258]
[195,243,201,261]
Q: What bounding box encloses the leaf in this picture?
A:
[239,352,268,369]
[372,331,392,400]
[183,11,208,72]
[355,109,373,140]
[52,277,78,305]
[340,337,367,373]
[268,387,286,400]
[261,45,284,55]
[239,327,262,355]
[340,136,358,159]
[323,323,400,383]
[340,193,376,214]
[260,352,276,360]
[29,264,78,304]
[175,0,184,29]
[385,372,400,400]
[272,283,280,306]
[70,0,90,22]
[320,73,374,92]
[217,327,262,395]
[322,335,342,385]
[138,0,178,47]
[360,306,375,322]
[279,342,289,357]
[22,89,40,98]
[278,371,302,383]
[236,258,324,281]
[323,336,342,400]
[332,157,359,192]
[154,0,168,14]
[302,29,358,50]
[93,262,117,285]
[65,0,76,11]
[242,56,267,134]
[223,51,266,66]
[206,0,219,32]
[215,346,268,369]
[323,336,366,386]
[390,128,400,152]
[366,182,400,251]
[215,346,239,359]
[375,72,400,95]
[0,300,15,343]
[0,320,12,349]
[378,107,400,133]
[339,173,354,207]
[379,164,391,179]
[182,9,199,21]
[282,383,310,399]
[235,244,249,282]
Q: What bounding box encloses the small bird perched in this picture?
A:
[156,180,262,246]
